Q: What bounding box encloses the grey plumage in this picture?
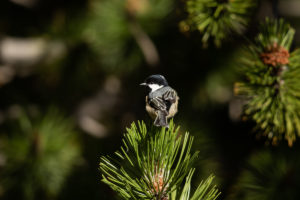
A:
[145,85,179,127]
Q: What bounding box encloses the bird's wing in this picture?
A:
[162,89,177,103]
[149,96,167,112]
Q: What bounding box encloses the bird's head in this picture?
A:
[140,74,168,92]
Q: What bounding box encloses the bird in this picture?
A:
[140,74,179,127]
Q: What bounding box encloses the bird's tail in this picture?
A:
[154,111,168,127]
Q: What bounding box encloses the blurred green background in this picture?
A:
[1,0,300,199]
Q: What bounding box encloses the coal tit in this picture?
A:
[140,74,179,127]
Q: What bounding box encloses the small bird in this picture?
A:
[140,74,179,127]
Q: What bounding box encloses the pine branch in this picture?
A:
[0,109,81,199]
[234,18,300,146]
[229,147,300,200]
[180,0,257,47]
[99,121,220,199]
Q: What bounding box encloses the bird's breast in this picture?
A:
[145,96,157,119]
[167,97,178,118]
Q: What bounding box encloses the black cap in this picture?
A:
[142,74,168,86]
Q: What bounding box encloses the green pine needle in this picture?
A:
[234,18,300,146]
[177,169,220,200]
[0,109,81,199]
[99,121,220,199]
[180,0,257,47]
[228,149,300,200]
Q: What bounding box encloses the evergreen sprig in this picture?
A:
[174,170,219,200]
[0,109,81,200]
[100,121,220,199]
[234,18,300,146]
[180,0,256,47]
[228,148,300,200]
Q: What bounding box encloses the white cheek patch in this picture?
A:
[149,84,163,92]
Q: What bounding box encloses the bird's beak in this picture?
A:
[140,83,147,86]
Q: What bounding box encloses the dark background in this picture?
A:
[1,0,300,199]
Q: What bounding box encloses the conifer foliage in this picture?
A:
[0,110,81,200]
[180,0,257,47]
[100,121,220,199]
[234,18,300,146]
[229,147,300,200]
